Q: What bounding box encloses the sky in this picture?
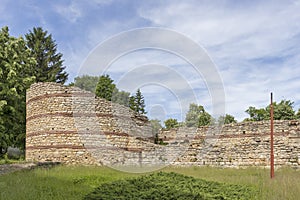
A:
[1,0,300,122]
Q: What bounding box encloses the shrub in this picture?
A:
[84,172,257,200]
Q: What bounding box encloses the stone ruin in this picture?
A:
[26,82,300,169]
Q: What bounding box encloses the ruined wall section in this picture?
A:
[159,121,300,168]
[26,82,300,168]
[26,82,153,165]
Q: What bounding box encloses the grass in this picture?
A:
[165,166,300,200]
[0,165,299,200]
[0,158,25,165]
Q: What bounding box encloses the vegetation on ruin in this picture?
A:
[0,165,299,200]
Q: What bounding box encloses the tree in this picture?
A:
[296,109,300,119]
[74,75,99,92]
[129,96,136,111]
[266,100,295,120]
[218,114,237,125]
[198,111,212,126]
[25,27,68,84]
[129,89,146,114]
[185,103,201,127]
[245,106,267,121]
[245,100,296,121]
[164,118,179,130]
[185,103,212,127]
[95,74,116,101]
[0,26,36,157]
[112,89,130,107]
[74,75,130,106]
[135,89,146,114]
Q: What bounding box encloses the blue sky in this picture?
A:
[1,0,300,122]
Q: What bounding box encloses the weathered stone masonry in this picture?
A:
[26,82,300,168]
[26,82,162,166]
[159,121,300,168]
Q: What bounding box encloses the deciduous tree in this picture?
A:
[164,118,179,130]
[0,27,36,156]
[218,114,237,125]
[185,103,212,127]
[245,100,296,121]
[74,75,99,92]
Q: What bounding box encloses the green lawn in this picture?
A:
[0,165,299,200]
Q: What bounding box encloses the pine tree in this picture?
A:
[129,96,136,111]
[95,74,116,101]
[129,89,147,114]
[135,89,146,114]
[25,27,68,84]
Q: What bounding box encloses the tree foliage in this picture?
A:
[112,89,130,107]
[296,109,300,119]
[185,103,212,127]
[218,114,237,125]
[95,74,116,101]
[75,74,130,106]
[266,100,296,120]
[25,27,68,83]
[74,75,99,92]
[164,118,179,130]
[129,89,146,114]
[0,27,36,156]
[245,106,267,121]
[245,100,297,121]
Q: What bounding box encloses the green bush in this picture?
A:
[84,172,257,200]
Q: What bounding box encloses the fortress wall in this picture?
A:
[26,82,153,165]
[26,82,300,168]
[160,120,300,168]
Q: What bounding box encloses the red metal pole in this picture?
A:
[270,92,275,178]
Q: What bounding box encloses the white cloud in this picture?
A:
[137,0,300,121]
[5,0,300,122]
[53,2,82,23]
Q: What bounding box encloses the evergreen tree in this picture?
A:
[129,96,136,111]
[95,74,116,101]
[25,27,68,84]
[129,89,146,114]
[135,89,146,114]
[0,27,36,156]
